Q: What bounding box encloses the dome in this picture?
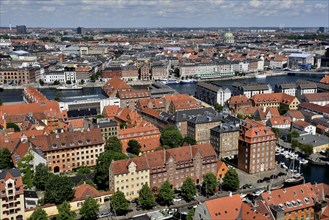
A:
[224,32,234,39]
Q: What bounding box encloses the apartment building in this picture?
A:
[151,65,167,80]
[109,144,218,199]
[274,83,297,96]
[195,82,231,106]
[238,119,276,174]
[118,124,161,153]
[179,63,234,79]
[0,67,36,85]
[139,64,151,81]
[233,83,272,98]
[210,123,240,158]
[118,89,151,110]
[0,168,25,220]
[269,55,287,69]
[122,65,139,82]
[292,120,316,135]
[28,128,105,173]
[44,67,76,84]
[109,157,150,200]
[187,113,222,144]
[101,67,122,79]
[227,95,252,111]
[90,118,118,140]
[303,92,329,106]
[250,93,300,110]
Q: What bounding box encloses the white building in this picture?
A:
[274,83,297,96]
[234,83,272,98]
[179,63,234,79]
[296,82,317,100]
[292,120,316,135]
[195,82,231,106]
[44,69,77,84]
[233,62,249,73]
[287,53,313,69]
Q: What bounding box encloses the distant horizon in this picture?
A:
[1,0,328,28]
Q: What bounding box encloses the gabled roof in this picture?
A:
[73,184,109,202]
[205,194,243,220]
[286,110,305,120]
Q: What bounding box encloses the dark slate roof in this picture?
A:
[166,107,217,123]
[197,82,223,92]
[0,168,21,180]
[71,173,95,186]
[24,190,38,199]
[211,122,240,133]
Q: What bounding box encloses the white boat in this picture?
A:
[56,85,83,90]
[255,73,267,79]
[180,79,197,84]
[160,79,180,85]
[299,158,309,164]
[281,164,288,169]
[240,193,247,198]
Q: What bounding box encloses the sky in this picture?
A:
[1,0,328,28]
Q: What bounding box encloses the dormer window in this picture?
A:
[52,144,57,149]
[304,197,310,204]
[78,140,83,145]
[285,202,292,208]
[297,199,302,206]
[61,143,66,147]
[70,142,74,146]
[291,201,297,207]
[86,139,91,144]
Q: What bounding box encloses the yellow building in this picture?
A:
[109,157,150,200]
[250,93,300,110]
[0,169,25,220]
[25,184,111,219]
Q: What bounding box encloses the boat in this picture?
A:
[255,73,267,79]
[180,79,197,84]
[240,193,247,198]
[56,85,83,90]
[160,79,180,85]
[147,209,177,220]
[298,158,309,165]
[284,158,304,187]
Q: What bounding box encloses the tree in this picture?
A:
[299,144,313,156]
[53,80,60,85]
[202,173,217,196]
[127,139,141,155]
[0,148,14,170]
[79,197,99,220]
[94,150,126,190]
[278,104,289,115]
[44,175,74,204]
[237,114,245,119]
[57,201,76,220]
[182,136,196,146]
[138,184,156,209]
[34,164,49,191]
[28,207,48,220]
[0,99,3,106]
[54,93,61,101]
[181,177,197,202]
[214,103,223,112]
[76,166,92,176]
[287,130,300,142]
[186,208,195,220]
[222,168,240,191]
[17,150,34,189]
[106,136,122,152]
[157,180,175,205]
[110,191,129,215]
[80,79,85,85]
[291,139,299,149]
[66,80,72,85]
[120,122,127,129]
[160,127,183,148]
[6,122,20,132]
[271,128,280,138]
[39,79,45,86]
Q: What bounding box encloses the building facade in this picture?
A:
[195,82,231,106]
[210,124,240,159]
[0,169,25,220]
[238,119,276,174]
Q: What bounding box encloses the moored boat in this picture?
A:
[56,85,83,90]
[180,79,197,84]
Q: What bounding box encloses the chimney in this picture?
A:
[229,191,232,197]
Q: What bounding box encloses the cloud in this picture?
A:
[39,6,56,12]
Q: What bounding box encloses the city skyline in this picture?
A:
[1,0,328,28]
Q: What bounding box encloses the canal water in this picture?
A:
[276,155,329,184]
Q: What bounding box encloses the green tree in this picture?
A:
[291,139,299,149]
[119,122,127,129]
[278,104,289,115]
[6,122,20,132]
[0,148,14,170]
[0,99,3,106]
[157,180,175,205]
[299,144,313,156]
[106,136,122,152]
[202,173,217,196]
[214,103,223,112]
[94,150,126,190]
[237,114,245,119]
[45,175,74,204]
[271,128,280,138]
[66,80,72,85]
[80,79,85,85]
[17,150,34,189]
[33,164,49,191]
[186,208,195,220]
[181,177,197,202]
[287,130,300,142]
[138,184,156,209]
[110,191,129,215]
[79,197,99,220]
[53,80,61,85]
[54,92,61,101]
[222,168,240,191]
[28,207,48,220]
[76,166,92,176]
[182,136,196,146]
[57,201,76,220]
[127,139,141,155]
[160,127,183,148]
[39,79,45,86]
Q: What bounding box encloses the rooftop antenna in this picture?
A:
[9,22,12,31]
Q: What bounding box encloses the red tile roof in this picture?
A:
[251,93,297,106]
[205,194,243,220]
[73,184,110,202]
[269,116,291,126]
[292,120,312,128]
[286,110,305,120]
[320,75,329,84]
